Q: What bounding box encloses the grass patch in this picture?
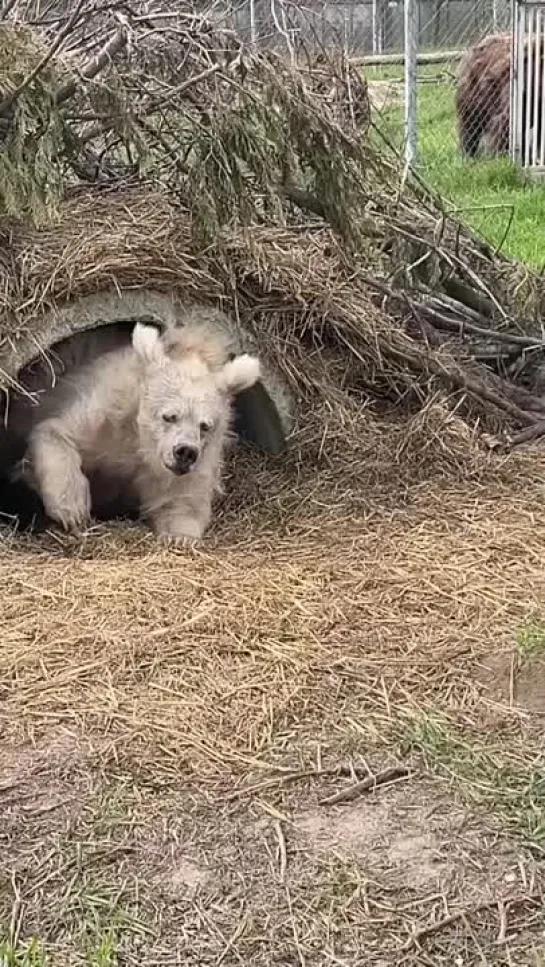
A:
[370,66,545,266]
[516,617,545,662]
[0,940,47,967]
[0,933,119,967]
[87,932,117,967]
[403,714,545,855]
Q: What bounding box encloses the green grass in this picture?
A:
[402,714,545,855]
[0,932,118,967]
[0,940,47,967]
[370,66,545,267]
[516,616,545,662]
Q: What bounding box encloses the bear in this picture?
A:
[6,319,261,545]
[455,32,544,161]
[456,33,512,158]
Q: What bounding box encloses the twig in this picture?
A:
[402,891,542,951]
[145,63,220,113]
[496,899,508,944]
[357,272,545,425]
[362,273,541,351]
[8,872,22,949]
[419,302,544,350]
[215,910,248,967]
[0,0,17,19]
[280,183,326,219]
[0,0,88,117]
[79,63,221,146]
[421,354,541,427]
[56,22,130,106]
[319,765,411,806]
[443,277,495,317]
[285,883,306,967]
[508,420,545,446]
[226,763,372,801]
[273,819,287,883]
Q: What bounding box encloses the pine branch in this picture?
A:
[0,0,89,117]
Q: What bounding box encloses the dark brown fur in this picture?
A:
[456,32,544,159]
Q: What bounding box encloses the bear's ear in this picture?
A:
[218,354,261,396]
[132,323,163,364]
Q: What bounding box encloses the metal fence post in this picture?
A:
[249,0,257,47]
[404,0,418,166]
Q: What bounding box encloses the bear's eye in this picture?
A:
[162,412,178,424]
[200,420,212,434]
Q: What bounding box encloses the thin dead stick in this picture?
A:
[215,911,248,967]
[402,891,542,951]
[226,763,372,801]
[496,899,508,945]
[285,883,306,967]
[8,872,22,948]
[0,0,88,116]
[79,63,221,145]
[146,63,220,113]
[508,420,545,446]
[419,303,543,350]
[56,23,130,106]
[319,766,411,806]
[273,819,287,883]
[361,272,541,351]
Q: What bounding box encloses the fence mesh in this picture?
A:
[223,1,515,178]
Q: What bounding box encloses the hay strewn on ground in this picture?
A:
[0,3,545,966]
[1,429,545,964]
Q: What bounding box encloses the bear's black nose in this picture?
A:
[172,444,198,473]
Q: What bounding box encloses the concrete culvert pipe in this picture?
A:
[0,289,295,536]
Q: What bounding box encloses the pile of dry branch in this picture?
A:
[0,0,544,453]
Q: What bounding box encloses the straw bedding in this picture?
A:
[1,430,545,963]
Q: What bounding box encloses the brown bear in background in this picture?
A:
[455,32,544,160]
[455,34,511,157]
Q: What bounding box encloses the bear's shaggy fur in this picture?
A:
[6,320,261,544]
[456,34,512,157]
[455,32,544,160]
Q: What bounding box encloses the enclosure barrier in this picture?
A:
[511,0,545,173]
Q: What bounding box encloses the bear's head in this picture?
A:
[132,322,260,476]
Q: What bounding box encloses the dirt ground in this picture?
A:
[1,408,545,966]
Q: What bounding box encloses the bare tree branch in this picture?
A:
[0,0,17,20]
[56,21,130,106]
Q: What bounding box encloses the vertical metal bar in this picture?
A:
[510,0,517,159]
[532,7,541,166]
[404,0,418,166]
[249,0,257,47]
[516,1,526,163]
[540,5,545,165]
[524,5,534,166]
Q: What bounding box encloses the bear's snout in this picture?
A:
[169,443,199,475]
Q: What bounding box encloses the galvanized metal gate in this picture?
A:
[511,0,545,171]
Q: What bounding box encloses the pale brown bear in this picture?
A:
[8,319,261,545]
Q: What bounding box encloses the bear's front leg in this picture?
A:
[27,423,91,533]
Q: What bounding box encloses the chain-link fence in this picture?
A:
[220,1,518,178]
[383,0,513,177]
